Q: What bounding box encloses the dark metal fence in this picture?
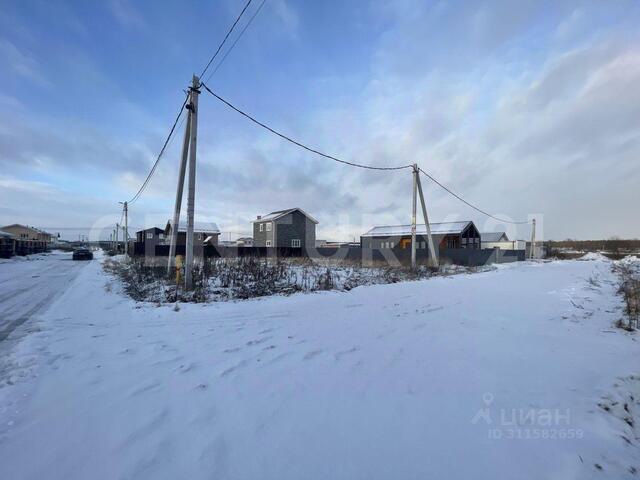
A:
[133,242,525,267]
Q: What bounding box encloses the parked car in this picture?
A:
[72,248,93,260]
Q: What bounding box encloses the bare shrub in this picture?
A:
[613,263,640,331]
[104,256,447,304]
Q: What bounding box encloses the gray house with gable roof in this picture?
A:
[252,208,318,249]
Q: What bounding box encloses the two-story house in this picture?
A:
[252,208,317,249]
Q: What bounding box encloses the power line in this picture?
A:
[200,84,528,224]
[201,83,413,171]
[125,1,257,207]
[200,0,253,79]
[418,167,529,225]
[203,0,268,84]
[127,93,189,204]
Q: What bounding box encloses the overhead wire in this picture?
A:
[418,167,530,224]
[124,0,256,207]
[203,0,268,84]
[123,0,529,227]
[127,93,189,204]
[200,83,413,171]
[199,0,253,79]
[200,83,529,224]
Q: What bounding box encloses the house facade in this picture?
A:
[0,224,52,243]
[0,230,16,258]
[252,208,317,249]
[481,231,526,251]
[134,227,166,255]
[0,224,52,255]
[360,221,481,257]
[164,220,220,246]
[236,237,253,247]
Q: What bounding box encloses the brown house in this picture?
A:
[0,224,52,243]
[360,221,481,258]
[0,224,52,255]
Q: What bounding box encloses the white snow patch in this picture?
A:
[580,252,611,261]
[0,258,637,479]
[618,255,640,266]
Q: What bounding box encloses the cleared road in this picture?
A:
[0,251,87,343]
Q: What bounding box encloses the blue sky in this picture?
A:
[1,0,639,241]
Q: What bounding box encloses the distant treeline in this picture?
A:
[547,239,640,253]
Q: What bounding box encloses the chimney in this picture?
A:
[257,215,262,219]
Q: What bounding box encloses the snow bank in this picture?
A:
[618,255,640,266]
[579,251,611,261]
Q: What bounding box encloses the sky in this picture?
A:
[0,0,639,241]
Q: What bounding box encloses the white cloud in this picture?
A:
[0,38,51,87]
[108,0,146,30]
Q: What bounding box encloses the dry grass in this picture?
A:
[103,256,440,304]
[613,263,640,331]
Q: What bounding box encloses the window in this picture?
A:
[266,240,272,247]
[291,239,301,248]
[259,223,264,232]
[197,234,202,240]
[159,234,165,239]
[146,233,153,239]
[266,223,272,232]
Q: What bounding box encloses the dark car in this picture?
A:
[72,248,93,260]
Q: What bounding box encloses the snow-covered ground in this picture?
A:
[0,250,87,381]
[0,255,638,479]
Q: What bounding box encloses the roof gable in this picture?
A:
[481,232,509,242]
[136,227,164,235]
[165,219,220,234]
[252,208,318,224]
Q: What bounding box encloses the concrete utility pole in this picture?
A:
[530,218,536,259]
[415,168,439,268]
[122,225,127,256]
[411,164,418,270]
[167,97,192,272]
[115,223,119,253]
[185,75,200,289]
[123,201,129,258]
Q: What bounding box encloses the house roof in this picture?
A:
[481,231,509,242]
[251,208,319,224]
[361,221,474,237]
[0,224,52,236]
[0,229,15,238]
[135,227,164,234]
[165,219,220,234]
